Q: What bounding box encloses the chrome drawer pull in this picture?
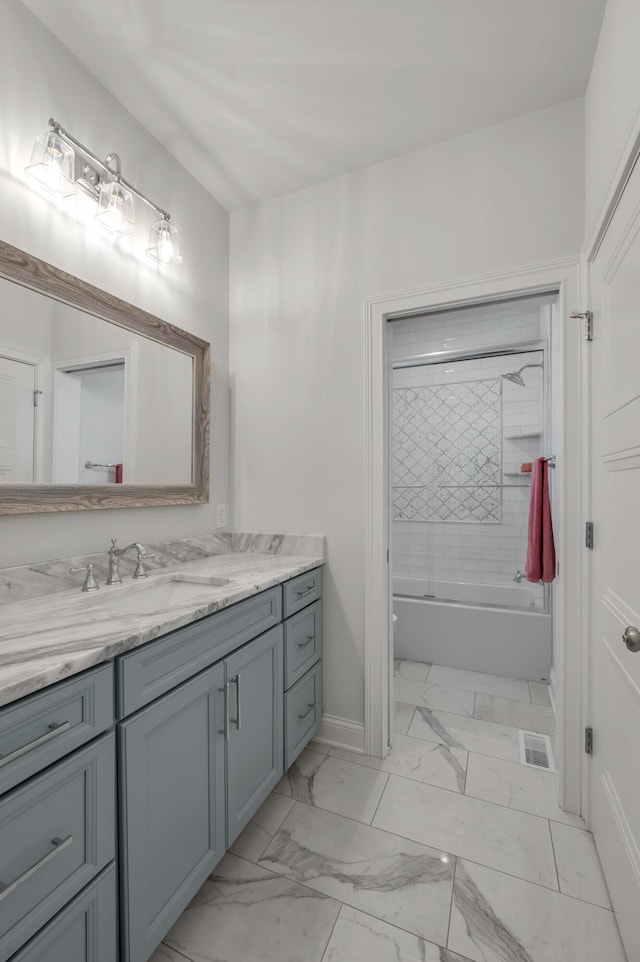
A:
[0,721,71,768]
[219,682,232,742]
[298,636,315,649]
[298,702,316,722]
[0,835,73,902]
[231,674,242,731]
[295,586,315,599]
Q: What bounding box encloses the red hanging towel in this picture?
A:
[115,463,123,484]
[526,457,556,583]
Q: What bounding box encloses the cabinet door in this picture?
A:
[118,663,226,962]
[225,626,284,845]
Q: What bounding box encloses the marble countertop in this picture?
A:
[0,548,323,709]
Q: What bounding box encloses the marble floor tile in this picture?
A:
[148,946,189,962]
[228,792,296,862]
[474,693,555,735]
[332,735,467,793]
[372,775,558,889]
[394,658,431,682]
[163,853,340,962]
[394,700,416,735]
[275,749,388,823]
[550,822,613,908]
[529,681,552,706]
[307,740,331,754]
[448,859,627,962]
[464,753,584,827]
[427,666,531,702]
[407,707,521,762]
[260,802,455,945]
[394,679,476,716]
[324,905,469,962]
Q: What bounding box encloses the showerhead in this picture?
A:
[502,371,526,386]
[501,363,543,387]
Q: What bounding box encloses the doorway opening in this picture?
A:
[389,294,556,686]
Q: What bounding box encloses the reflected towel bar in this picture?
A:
[84,460,118,469]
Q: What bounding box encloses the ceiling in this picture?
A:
[22,0,606,211]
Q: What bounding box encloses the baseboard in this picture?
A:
[314,714,366,754]
[548,667,557,716]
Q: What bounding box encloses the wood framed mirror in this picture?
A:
[0,240,209,514]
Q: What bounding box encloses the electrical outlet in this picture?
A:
[216,503,226,528]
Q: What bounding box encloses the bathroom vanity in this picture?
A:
[0,551,323,962]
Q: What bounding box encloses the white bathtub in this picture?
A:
[393,577,551,682]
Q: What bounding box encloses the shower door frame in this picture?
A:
[363,258,587,817]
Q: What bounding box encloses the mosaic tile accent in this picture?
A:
[393,380,502,523]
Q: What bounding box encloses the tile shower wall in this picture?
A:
[393,380,503,523]
[391,298,550,600]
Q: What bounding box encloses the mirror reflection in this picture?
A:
[0,278,193,485]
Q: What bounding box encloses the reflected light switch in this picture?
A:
[216,504,226,528]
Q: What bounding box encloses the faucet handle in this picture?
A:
[132,553,156,579]
[69,563,100,592]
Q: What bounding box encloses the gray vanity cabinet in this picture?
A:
[118,662,227,962]
[225,625,284,845]
[118,624,284,962]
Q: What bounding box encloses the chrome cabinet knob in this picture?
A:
[622,626,640,653]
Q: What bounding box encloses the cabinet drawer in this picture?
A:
[283,568,322,618]
[0,666,114,796]
[284,662,322,770]
[116,586,282,717]
[284,602,322,689]
[10,863,116,962]
[0,734,115,962]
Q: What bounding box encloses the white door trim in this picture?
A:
[363,256,585,815]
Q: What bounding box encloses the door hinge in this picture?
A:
[33,390,43,407]
[585,521,594,549]
[585,726,594,755]
[570,310,593,341]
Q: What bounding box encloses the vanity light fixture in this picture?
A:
[147,217,182,264]
[25,130,76,197]
[25,119,182,264]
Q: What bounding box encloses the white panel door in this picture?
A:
[0,355,36,482]
[589,155,640,960]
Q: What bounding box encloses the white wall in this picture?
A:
[230,99,585,724]
[585,0,640,239]
[0,0,229,566]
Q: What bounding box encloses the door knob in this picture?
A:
[622,626,640,653]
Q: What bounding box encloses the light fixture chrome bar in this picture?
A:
[48,118,171,221]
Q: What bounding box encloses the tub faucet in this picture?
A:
[513,570,525,583]
[107,539,154,583]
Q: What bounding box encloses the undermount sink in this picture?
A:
[90,575,231,616]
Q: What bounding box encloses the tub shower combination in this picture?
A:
[391,336,552,683]
[393,577,551,682]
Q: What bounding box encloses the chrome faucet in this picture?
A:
[514,570,525,583]
[107,539,153,583]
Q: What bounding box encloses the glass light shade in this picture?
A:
[25,131,76,197]
[147,218,182,264]
[95,181,135,235]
